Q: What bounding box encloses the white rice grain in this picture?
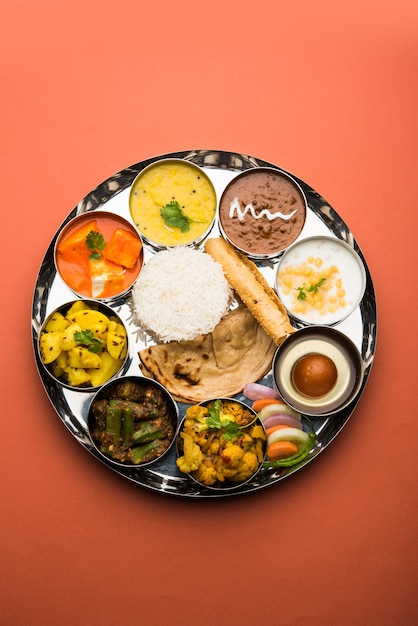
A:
[132,247,232,342]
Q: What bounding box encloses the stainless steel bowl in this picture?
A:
[218,167,307,260]
[272,326,364,417]
[275,235,366,326]
[129,158,217,251]
[87,375,179,467]
[54,210,144,302]
[176,398,266,491]
[37,299,129,392]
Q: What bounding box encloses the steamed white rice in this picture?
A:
[132,246,232,342]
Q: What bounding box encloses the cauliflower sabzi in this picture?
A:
[176,400,266,487]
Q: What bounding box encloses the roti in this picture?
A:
[138,305,276,403]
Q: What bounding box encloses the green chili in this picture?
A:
[263,432,316,469]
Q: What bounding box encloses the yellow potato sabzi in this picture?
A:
[39,301,127,388]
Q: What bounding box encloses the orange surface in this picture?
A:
[1,2,417,625]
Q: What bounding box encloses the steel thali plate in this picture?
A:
[31,149,377,498]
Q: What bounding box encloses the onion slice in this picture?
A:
[263,414,304,431]
[259,403,301,422]
[243,383,280,401]
[267,427,309,448]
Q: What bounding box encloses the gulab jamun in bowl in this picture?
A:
[272,326,363,416]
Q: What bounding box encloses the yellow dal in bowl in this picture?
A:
[129,160,217,247]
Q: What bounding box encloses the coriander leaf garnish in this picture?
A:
[296,277,326,301]
[160,200,206,233]
[160,200,192,233]
[73,329,104,353]
[86,230,106,260]
[206,399,222,426]
[206,399,241,441]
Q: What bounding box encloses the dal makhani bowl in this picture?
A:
[129,159,217,249]
[218,167,307,259]
[55,211,144,301]
[87,376,179,467]
[176,398,266,490]
[38,299,129,391]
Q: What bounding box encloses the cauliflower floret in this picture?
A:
[249,424,266,441]
[176,432,203,473]
[216,443,245,480]
[221,443,244,468]
[185,404,208,420]
[176,453,201,474]
[209,440,220,455]
[193,463,218,486]
[184,404,209,432]
[229,451,259,482]
[217,444,259,483]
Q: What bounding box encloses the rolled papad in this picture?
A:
[204,237,295,346]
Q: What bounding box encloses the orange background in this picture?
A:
[2,1,417,625]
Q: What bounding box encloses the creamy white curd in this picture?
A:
[275,236,366,326]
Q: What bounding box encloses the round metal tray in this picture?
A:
[31,149,377,498]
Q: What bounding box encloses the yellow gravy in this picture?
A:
[129,160,216,247]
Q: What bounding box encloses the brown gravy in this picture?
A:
[219,169,306,257]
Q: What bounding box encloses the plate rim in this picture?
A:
[31,148,378,498]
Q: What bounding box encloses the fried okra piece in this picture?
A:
[131,422,165,444]
[130,440,161,464]
[105,401,122,442]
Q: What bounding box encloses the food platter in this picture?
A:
[32,149,377,498]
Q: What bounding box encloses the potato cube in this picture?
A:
[88,322,108,341]
[66,367,92,387]
[69,309,110,330]
[40,331,62,364]
[67,346,102,369]
[44,312,70,333]
[87,352,123,387]
[60,323,82,351]
[65,300,91,318]
[107,322,127,360]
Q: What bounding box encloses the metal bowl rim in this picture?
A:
[86,374,180,468]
